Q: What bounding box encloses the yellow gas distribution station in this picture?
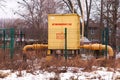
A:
[48,14,80,50]
[23,14,114,59]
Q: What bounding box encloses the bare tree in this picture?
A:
[109,0,120,50]
[0,0,6,12]
[101,0,120,50]
[85,0,92,37]
[0,0,5,8]
[16,0,62,42]
[0,18,18,29]
[93,0,120,50]
[62,0,93,37]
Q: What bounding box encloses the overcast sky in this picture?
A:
[0,0,86,19]
[0,0,21,19]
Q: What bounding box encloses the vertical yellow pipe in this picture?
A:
[81,0,85,44]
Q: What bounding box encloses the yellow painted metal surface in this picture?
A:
[48,14,80,50]
[80,44,114,57]
[23,44,48,53]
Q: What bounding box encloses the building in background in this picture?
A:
[87,19,100,43]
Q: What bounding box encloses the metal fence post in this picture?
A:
[10,28,15,59]
[64,28,67,60]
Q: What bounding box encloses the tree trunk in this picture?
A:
[84,0,92,37]
[111,0,118,51]
[111,25,117,50]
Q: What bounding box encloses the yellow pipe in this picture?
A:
[23,45,34,52]
[80,43,114,57]
[23,43,114,58]
[23,44,48,53]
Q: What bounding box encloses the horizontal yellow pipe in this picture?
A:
[23,44,48,52]
[23,43,114,58]
[80,44,114,57]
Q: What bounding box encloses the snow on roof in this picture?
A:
[80,37,90,43]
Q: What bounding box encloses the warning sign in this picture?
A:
[56,32,64,39]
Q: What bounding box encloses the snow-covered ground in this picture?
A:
[0,52,120,80]
[0,66,120,80]
[116,52,120,59]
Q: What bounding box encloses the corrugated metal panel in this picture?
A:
[48,14,80,50]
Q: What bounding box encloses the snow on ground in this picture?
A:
[0,67,120,80]
[116,52,120,59]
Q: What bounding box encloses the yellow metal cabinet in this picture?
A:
[48,14,80,50]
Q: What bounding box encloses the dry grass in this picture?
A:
[0,72,9,78]
[0,49,120,73]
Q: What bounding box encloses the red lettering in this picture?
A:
[52,23,72,26]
